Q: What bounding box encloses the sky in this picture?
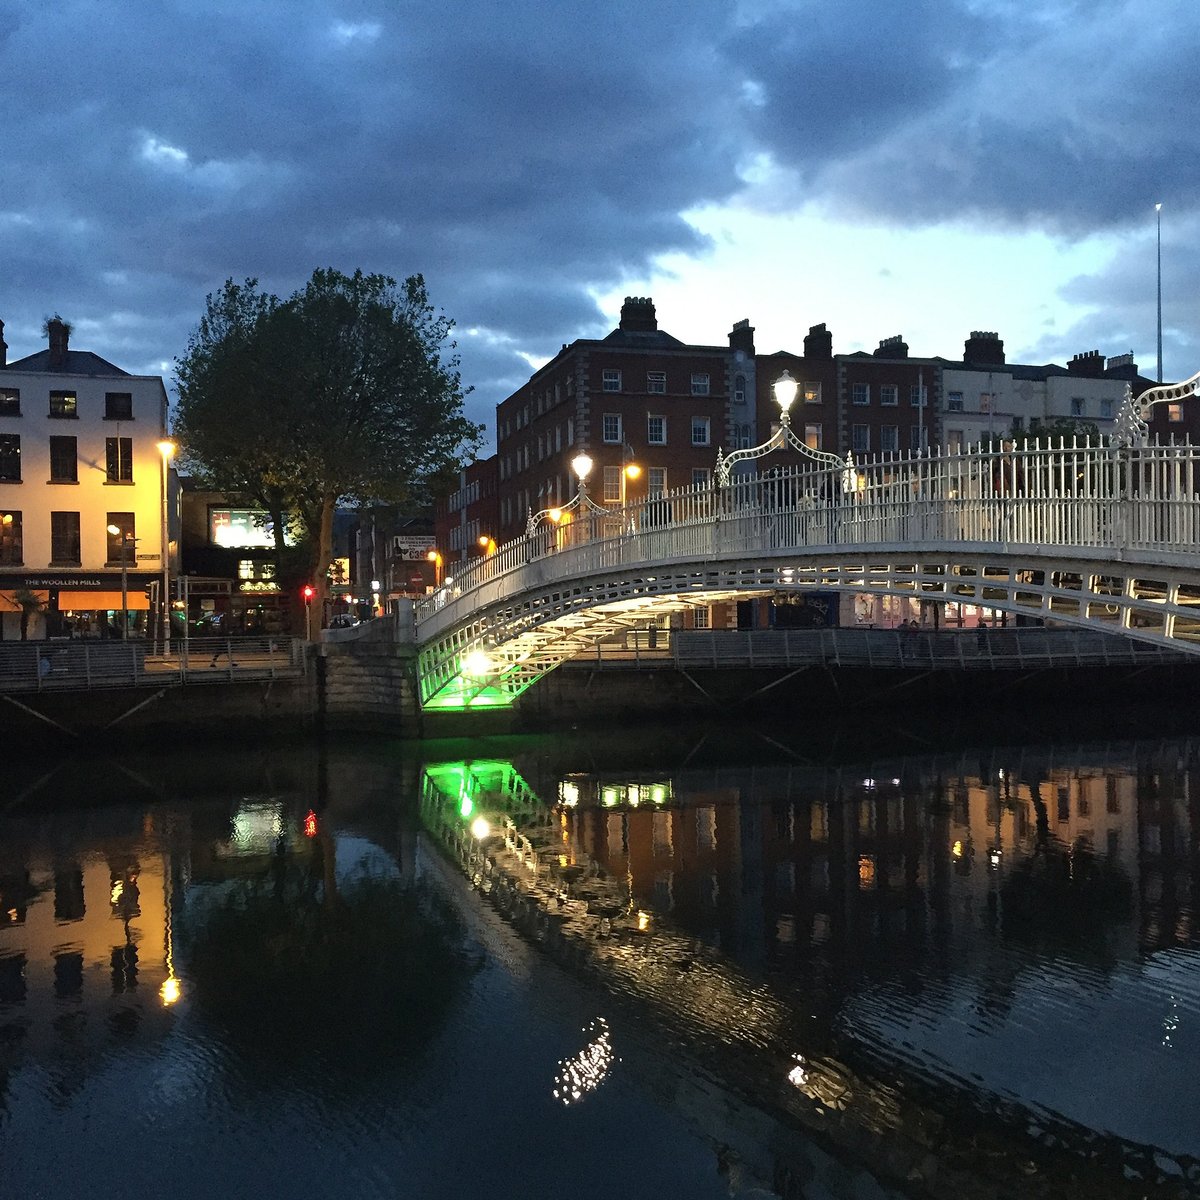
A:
[1,0,1197,453]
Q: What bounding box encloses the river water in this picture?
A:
[1,720,1197,1199]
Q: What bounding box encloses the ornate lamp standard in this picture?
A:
[716,369,854,486]
[526,451,605,539]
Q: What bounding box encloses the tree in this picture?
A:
[12,588,45,641]
[176,270,481,616]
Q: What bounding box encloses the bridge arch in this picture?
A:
[415,437,1200,710]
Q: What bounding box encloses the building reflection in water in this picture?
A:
[421,738,1200,1163]
[0,790,323,1080]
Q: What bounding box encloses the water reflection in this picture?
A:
[420,736,1200,1180]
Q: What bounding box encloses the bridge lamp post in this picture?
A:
[572,451,593,496]
[477,534,496,556]
[426,548,443,587]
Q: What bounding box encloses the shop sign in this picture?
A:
[4,574,154,588]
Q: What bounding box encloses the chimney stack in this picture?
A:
[964,331,1005,365]
[618,296,658,333]
[1068,350,1105,377]
[728,318,755,356]
[803,322,832,359]
[874,334,909,358]
[47,316,69,367]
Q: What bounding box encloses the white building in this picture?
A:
[0,316,173,640]
[939,334,1132,451]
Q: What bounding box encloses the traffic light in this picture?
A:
[302,584,315,605]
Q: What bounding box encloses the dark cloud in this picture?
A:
[1,0,1195,443]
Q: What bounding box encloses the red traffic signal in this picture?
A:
[302,584,315,604]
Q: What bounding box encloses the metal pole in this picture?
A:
[1156,202,1163,384]
[120,536,129,640]
[161,451,171,656]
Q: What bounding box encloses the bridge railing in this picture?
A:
[414,437,1200,639]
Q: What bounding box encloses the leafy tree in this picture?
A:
[176,269,481,615]
[12,587,45,641]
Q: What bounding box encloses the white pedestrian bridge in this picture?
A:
[414,379,1200,712]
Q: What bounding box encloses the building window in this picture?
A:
[104,392,133,420]
[49,391,77,418]
[50,512,81,565]
[804,423,822,451]
[1070,397,1086,417]
[602,369,622,393]
[1100,398,1114,420]
[851,383,869,406]
[691,373,710,396]
[691,416,710,447]
[947,391,964,412]
[880,385,898,407]
[603,465,622,502]
[693,606,710,629]
[691,467,711,488]
[803,382,821,404]
[910,426,928,450]
[734,375,746,404]
[852,424,870,452]
[0,388,19,417]
[1167,402,1185,422]
[979,392,994,413]
[647,415,666,445]
[602,413,622,443]
[736,423,752,449]
[0,434,19,482]
[910,384,928,407]
[946,428,964,453]
[0,511,22,564]
[880,425,899,452]
[106,514,135,564]
[49,436,78,483]
[648,468,667,497]
[105,437,134,482]
[647,371,666,394]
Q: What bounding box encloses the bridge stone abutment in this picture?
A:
[317,612,421,734]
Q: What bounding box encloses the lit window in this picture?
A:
[647,415,666,445]
[0,510,22,564]
[49,391,77,418]
[690,373,710,396]
[602,369,622,392]
[1168,402,1185,422]
[803,382,821,404]
[0,388,19,417]
[804,423,822,451]
[691,416,710,447]
[602,413,622,443]
[693,606,710,629]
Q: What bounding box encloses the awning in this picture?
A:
[0,589,49,612]
[58,590,150,611]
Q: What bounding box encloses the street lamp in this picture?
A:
[157,439,176,656]
[426,548,443,587]
[106,523,135,639]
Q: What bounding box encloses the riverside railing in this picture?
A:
[414,437,1200,643]
[0,636,306,694]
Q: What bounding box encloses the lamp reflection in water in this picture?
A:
[552,1016,616,1106]
[160,849,181,1006]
